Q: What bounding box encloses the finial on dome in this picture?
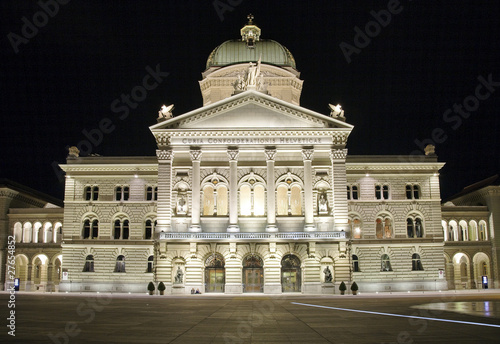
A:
[241,14,261,47]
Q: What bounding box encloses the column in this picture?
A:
[227,148,240,232]
[302,148,315,231]
[156,149,173,234]
[265,148,277,232]
[330,149,349,232]
[189,148,202,232]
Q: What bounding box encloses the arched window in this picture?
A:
[406,184,420,199]
[347,185,359,200]
[23,222,32,243]
[83,255,94,272]
[469,221,478,241]
[146,186,158,201]
[147,256,154,273]
[375,184,390,200]
[114,219,129,240]
[479,221,487,241]
[43,223,53,243]
[115,186,130,201]
[352,255,360,272]
[144,220,153,239]
[349,217,362,239]
[277,185,288,215]
[407,216,424,238]
[381,254,392,271]
[376,216,392,239]
[459,220,468,241]
[84,186,99,201]
[412,254,423,271]
[448,220,457,241]
[290,185,302,215]
[115,255,125,273]
[13,222,22,243]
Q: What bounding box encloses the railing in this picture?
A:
[159,231,346,240]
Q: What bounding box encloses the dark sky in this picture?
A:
[1,0,499,200]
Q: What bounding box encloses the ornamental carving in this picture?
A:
[264,148,276,161]
[189,149,202,161]
[302,148,314,161]
[156,149,173,161]
[330,149,347,161]
[227,149,239,161]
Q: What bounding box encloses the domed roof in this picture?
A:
[205,15,296,70]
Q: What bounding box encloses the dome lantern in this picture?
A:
[240,14,261,48]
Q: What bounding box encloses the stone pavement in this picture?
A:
[1,290,499,343]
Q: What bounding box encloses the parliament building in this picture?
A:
[2,18,499,294]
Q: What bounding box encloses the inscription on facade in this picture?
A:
[177,137,331,145]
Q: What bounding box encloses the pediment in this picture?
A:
[150,90,353,131]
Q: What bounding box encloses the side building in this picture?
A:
[0,179,63,292]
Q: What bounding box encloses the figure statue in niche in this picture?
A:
[174,267,183,284]
[318,193,328,214]
[323,266,333,283]
[177,197,186,214]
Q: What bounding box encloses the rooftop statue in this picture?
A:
[157,104,174,122]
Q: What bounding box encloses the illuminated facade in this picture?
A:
[3,19,497,293]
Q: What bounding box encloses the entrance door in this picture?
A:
[206,268,225,293]
[244,268,263,292]
[281,254,301,292]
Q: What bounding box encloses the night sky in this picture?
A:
[1,0,499,200]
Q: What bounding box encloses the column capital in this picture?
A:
[156,149,173,161]
[265,148,277,161]
[330,148,348,161]
[302,148,314,161]
[189,148,202,162]
[227,148,239,162]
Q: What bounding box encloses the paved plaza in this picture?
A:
[1,290,500,343]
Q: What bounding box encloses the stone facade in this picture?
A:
[2,20,498,294]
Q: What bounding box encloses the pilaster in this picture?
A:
[227,148,240,232]
[265,148,277,232]
[189,149,202,232]
[330,149,349,232]
[156,149,173,233]
[302,148,315,231]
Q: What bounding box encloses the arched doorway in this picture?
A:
[205,253,225,293]
[243,255,263,293]
[281,254,301,292]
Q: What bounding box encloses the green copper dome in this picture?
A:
[205,15,296,70]
[206,40,296,70]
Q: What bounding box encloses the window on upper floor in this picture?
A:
[406,184,420,199]
[84,186,99,201]
[375,184,389,200]
[115,186,130,201]
[82,219,99,239]
[113,219,129,240]
[347,185,358,200]
[376,216,393,239]
[146,186,158,201]
[348,217,362,239]
[144,219,155,239]
[407,217,424,238]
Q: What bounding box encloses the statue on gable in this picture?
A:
[244,57,261,88]
[233,74,246,92]
[328,103,345,121]
[157,104,174,122]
